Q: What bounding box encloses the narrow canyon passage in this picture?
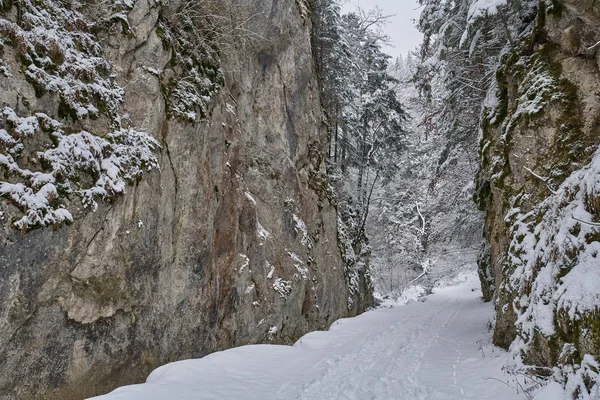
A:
[93,273,525,400]
[2,0,599,396]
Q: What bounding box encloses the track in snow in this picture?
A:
[92,273,526,400]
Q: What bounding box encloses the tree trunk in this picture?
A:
[341,122,347,174]
[334,102,339,163]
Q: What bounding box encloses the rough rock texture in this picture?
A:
[476,0,600,369]
[0,0,372,398]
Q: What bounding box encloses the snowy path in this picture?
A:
[92,273,526,400]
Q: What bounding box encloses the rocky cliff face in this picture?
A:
[476,0,600,392]
[0,0,372,398]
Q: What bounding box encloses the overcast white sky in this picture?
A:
[341,0,423,59]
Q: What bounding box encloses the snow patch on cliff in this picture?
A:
[504,145,600,398]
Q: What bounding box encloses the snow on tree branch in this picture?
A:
[0,108,159,230]
[0,0,160,231]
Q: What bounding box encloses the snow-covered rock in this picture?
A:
[475,1,600,397]
[0,0,372,398]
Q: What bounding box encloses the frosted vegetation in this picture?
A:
[0,0,235,230]
[0,0,160,230]
[367,56,482,298]
[312,1,411,307]
[156,2,223,122]
[0,109,159,229]
[505,146,600,396]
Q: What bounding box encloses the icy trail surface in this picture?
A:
[92,273,527,400]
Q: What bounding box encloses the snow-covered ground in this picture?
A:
[91,272,552,400]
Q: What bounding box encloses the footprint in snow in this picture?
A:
[336,388,357,400]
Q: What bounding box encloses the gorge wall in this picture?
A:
[476,0,600,392]
[0,0,372,398]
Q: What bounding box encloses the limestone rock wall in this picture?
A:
[0,0,372,398]
[476,0,600,377]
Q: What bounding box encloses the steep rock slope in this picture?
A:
[0,0,372,398]
[476,0,600,393]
